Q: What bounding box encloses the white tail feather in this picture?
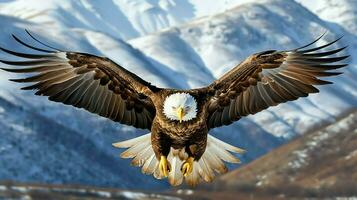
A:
[168,151,184,186]
[142,154,157,175]
[112,133,245,186]
[113,134,150,148]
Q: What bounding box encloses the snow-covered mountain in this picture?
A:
[0,0,263,40]
[297,0,357,35]
[0,0,195,40]
[0,0,355,189]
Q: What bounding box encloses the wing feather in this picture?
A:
[0,33,158,130]
[201,35,349,128]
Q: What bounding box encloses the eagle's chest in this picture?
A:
[165,121,206,136]
[154,111,208,143]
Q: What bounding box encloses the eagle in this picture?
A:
[0,31,349,186]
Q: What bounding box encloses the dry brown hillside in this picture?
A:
[184,111,357,199]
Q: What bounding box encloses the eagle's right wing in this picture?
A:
[0,31,158,130]
[201,35,349,129]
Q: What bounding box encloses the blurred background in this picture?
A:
[0,0,356,199]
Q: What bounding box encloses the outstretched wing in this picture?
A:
[202,35,349,129]
[0,32,158,130]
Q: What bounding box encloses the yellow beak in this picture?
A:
[177,107,184,123]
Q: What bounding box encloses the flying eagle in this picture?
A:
[0,31,349,186]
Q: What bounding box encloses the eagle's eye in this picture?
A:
[171,106,177,110]
[185,106,190,111]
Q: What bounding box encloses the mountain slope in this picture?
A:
[178,111,357,199]
[297,0,357,35]
[0,92,164,189]
[0,0,195,40]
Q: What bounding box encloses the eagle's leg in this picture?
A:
[159,155,171,177]
[181,135,207,176]
[151,131,172,177]
[181,157,194,177]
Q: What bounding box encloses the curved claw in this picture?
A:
[181,157,194,177]
[159,155,171,177]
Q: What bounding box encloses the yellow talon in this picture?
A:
[159,155,171,177]
[181,157,194,177]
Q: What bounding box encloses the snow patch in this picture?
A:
[9,123,33,136]
[95,190,111,198]
[256,174,269,187]
[120,191,149,199]
[11,186,29,193]
[288,113,356,169]
[120,191,181,200]
[288,149,308,169]
[176,189,194,195]
[0,185,6,191]
[345,150,357,160]
[0,144,12,153]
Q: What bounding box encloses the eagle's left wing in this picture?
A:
[201,35,349,129]
[0,32,158,130]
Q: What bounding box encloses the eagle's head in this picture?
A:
[163,93,197,123]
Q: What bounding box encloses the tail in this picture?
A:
[112,133,245,187]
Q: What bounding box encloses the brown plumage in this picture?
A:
[0,31,349,186]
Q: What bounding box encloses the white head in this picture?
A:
[163,93,197,123]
